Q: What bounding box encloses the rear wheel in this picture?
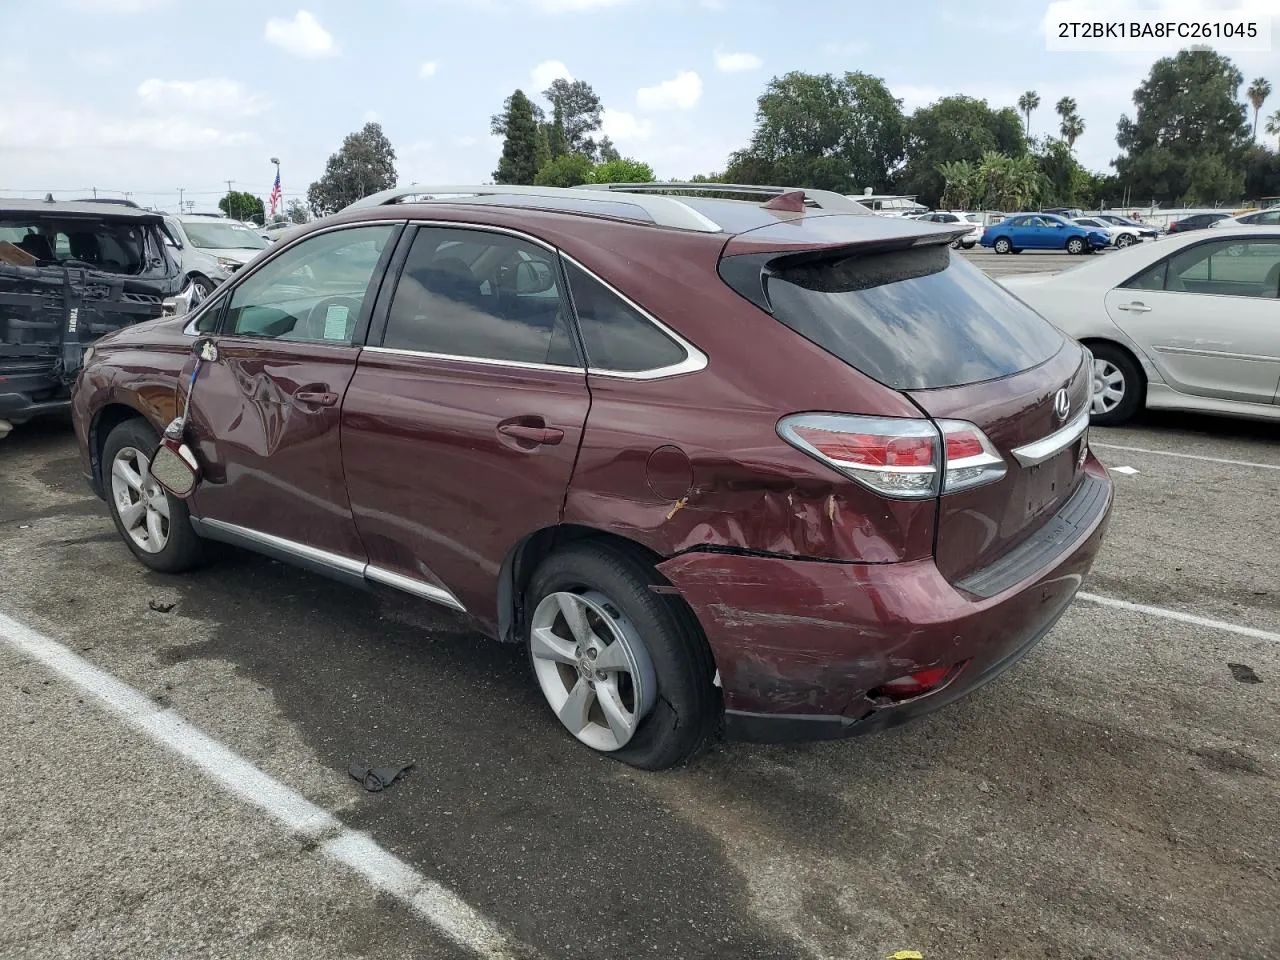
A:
[1066,237,1087,255]
[525,541,718,770]
[993,237,1012,254]
[1089,344,1143,426]
[103,419,208,573]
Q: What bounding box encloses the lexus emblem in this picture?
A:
[1053,388,1070,422]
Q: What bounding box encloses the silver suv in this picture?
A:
[162,214,270,305]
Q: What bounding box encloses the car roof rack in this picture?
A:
[343,184,725,233]
[579,182,872,214]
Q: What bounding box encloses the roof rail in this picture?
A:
[578,182,873,214]
[341,184,724,233]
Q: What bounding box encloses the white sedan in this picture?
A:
[1210,207,1280,229]
[914,211,984,248]
[1000,226,1280,426]
[1072,216,1142,248]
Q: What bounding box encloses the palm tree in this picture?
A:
[1266,108,1280,148]
[1017,90,1040,136]
[938,159,976,210]
[1247,78,1272,140]
[1056,96,1085,150]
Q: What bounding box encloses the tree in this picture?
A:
[1035,138,1094,206]
[1243,144,1280,200]
[586,158,656,183]
[218,190,264,224]
[1114,49,1251,204]
[974,152,1044,211]
[897,95,1025,207]
[492,89,546,185]
[598,136,620,163]
[1055,97,1085,149]
[1017,90,1040,135]
[1249,78,1274,139]
[306,122,398,216]
[533,153,594,187]
[937,159,977,210]
[723,71,905,192]
[284,198,309,225]
[542,78,603,158]
[1267,109,1280,147]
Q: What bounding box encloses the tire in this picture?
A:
[102,418,208,573]
[185,274,215,308]
[993,237,1012,254]
[1088,343,1144,427]
[1115,234,1135,249]
[949,238,961,250]
[525,540,719,770]
[961,241,976,249]
[1066,237,1086,255]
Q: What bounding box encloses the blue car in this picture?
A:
[980,213,1110,255]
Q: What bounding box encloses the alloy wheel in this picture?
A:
[1092,358,1126,415]
[110,446,171,553]
[530,590,657,752]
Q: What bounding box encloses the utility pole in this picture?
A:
[92,187,97,198]
[225,179,234,218]
[178,187,184,211]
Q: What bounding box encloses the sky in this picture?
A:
[1,0,1277,213]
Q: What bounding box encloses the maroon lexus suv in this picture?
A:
[71,183,1112,769]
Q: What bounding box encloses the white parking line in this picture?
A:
[1078,593,1280,644]
[0,610,527,960]
[1091,442,1280,472]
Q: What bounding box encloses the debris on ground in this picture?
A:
[348,762,415,792]
[148,600,176,613]
[1228,663,1262,684]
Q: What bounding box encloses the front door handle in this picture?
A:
[294,390,339,407]
[1117,302,1152,313]
[497,423,565,445]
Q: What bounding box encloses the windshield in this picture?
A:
[182,221,268,250]
[759,244,1065,390]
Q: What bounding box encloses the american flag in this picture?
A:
[269,169,282,218]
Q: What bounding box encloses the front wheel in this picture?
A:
[993,237,1012,254]
[1066,237,1087,255]
[103,418,208,573]
[525,541,718,770]
[1115,233,1136,249]
[183,275,215,308]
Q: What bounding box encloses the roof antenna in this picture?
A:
[763,190,806,212]
[45,192,55,203]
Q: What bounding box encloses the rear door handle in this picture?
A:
[294,390,339,407]
[1117,302,1152,313]
[497,423,565,445]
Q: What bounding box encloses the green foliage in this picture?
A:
[533,153,594,187]
[284,198,309,224]
[218,190,264,225]
[586,158,656,184]
[542,78,602,158]
[937,160,976,210]
[493,89,546,185]
[722,71,905,191]
[1266,109,1280,145]
[898,96,1025,207]
[1243,144,1280,200]
[1017,90,1040,134]
[598,136,620,163]
[305,122,398,216]
[1114,49,1250,204]
[1035,138,1093,206]
[972,152,1044,211]
[688,173,724,183]
[1247,78,1272,139]
[1054,97,1085,149]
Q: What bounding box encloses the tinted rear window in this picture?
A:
[758,244,1065,390]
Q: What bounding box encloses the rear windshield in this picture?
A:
[0,218,163,276]
[759,244,1065,390]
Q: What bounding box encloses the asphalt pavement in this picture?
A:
[2,255,1277,958]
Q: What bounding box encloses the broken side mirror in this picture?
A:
[193,337,218,362]
[150,439,200,499]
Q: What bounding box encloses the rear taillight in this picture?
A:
[778,414,1006,499]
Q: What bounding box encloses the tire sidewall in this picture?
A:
[526,543,717,770]
[102,418,205,573]
[994,238,1011,254]
[1089,346,1144,426]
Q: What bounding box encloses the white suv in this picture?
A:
[161,214,270,305]
[915,211,984,249]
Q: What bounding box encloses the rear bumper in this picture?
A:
[0,385,69,424]
[658,457,1113,743]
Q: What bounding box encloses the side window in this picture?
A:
[381,227,580,366]
[1128,240,1280,298]
[224,225,395,343]
[565,262,688,373]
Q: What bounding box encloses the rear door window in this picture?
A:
[1123,239,1280,299]
[381,227,580,366]
[755,244,1066,390]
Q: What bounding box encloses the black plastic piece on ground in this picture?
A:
[348,762,415,792]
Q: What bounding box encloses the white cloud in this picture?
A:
[636,71,703,111]
[264,10,338,59]
[714,49,761,73]
[531,60,573,90]
[0,96,253,152]
[419,60,439,78]
[601,107,653,142]
[136,78,269,117]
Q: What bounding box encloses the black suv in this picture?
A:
[1,200,183,437]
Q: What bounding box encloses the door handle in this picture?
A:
[1117,302,1152,313]
[497,423,565,445]
[294,390,339,407]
